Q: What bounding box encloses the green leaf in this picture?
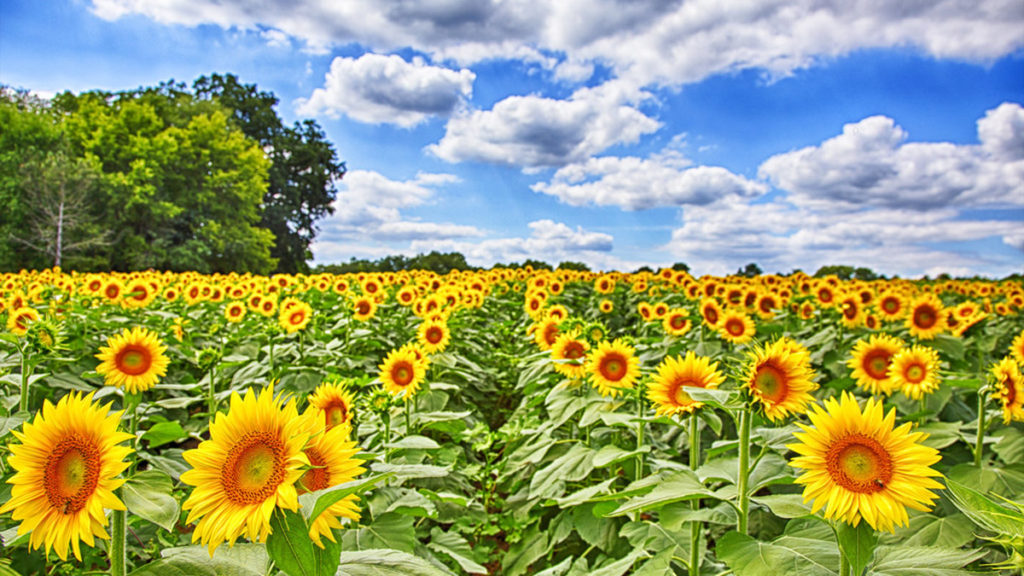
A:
[123,470,179,532]
[502,526,549,576]
[587,548,648,576]
[992,427,1024,464]
[947,462,1024,497]
[606,469,714,517]
[299,473,390,522]
[573,502,621,552]
[752,494,814,519]
[336,549,452,576]
[944,477,1024,537]
[341,512,416,552]
[427,527,488,574]
[0,413,27,439]
[835,521,877,576]
[592,444,650,468]
[529,443,597,499]
[554,477,619,508]
[885,514,975,548]
[716,530,839,576]
[370,463,450,481]
[866,545,985,576]
[142,421,188,448]
[127,544,270,576]
[266,508,319,576]
[385,435,441,450]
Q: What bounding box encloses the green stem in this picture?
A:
[405,397,413,435]
[839,546,851,576]
[975,390,986,467]
[268,336,275,378]
[689,413,702,576]
[737,408,751,535]
[110,508,126,576]
[207,363,217,418]
[19,342,32,413]
[636,384,645,482]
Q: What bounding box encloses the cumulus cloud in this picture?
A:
[318,170,482,243]
[758,103,1024,211]
[428,81,660,169]
[297,53,474,127]
[533,146,767,210]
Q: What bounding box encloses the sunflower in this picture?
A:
[308,380,357,429]
[838,293,864,329]
[755,293,780,319]
[181,385,316,554]
[991,357,1024,424]
[6,306,40,337]
[101,279,124,303]
[379,346,426,401]
[396,285,417,306]
[647,352,725,416]
[417,320,451,354]
[95,327,170,394]
[847,334,904,396]
[717,309,756,345]
[225,302,247,323]
[788,392,944,532]
[279,301,312,334]
[298,416,364,547]
[599,299,614,314]
[550,330,590,381]
[662,308,691,336]
[905,294,944,340]
[532,318,561,351]
[699,298,723,329]
[637,302,655,322]
[352,297,376,322]
[1012,329,1024,365]
[588,339,640,398]
[889,345,941,400]
[595,275,615,294]
[743,338,818,422]
[0,392,133,561]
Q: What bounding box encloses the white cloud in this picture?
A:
[260,28,290,48]
[427,81,660,168]
[297,53,474,127]
[758,103,1024,211]
[533,147,767,210]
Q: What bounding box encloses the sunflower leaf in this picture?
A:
[300,473,392,522]
[123,470,179,532]
[266,508,340,576]
[835,521,878,576]
[335,549,451,576]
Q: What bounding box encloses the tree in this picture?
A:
[814,265,855,280]
[671,262,690,272]
[737,262,763,277]
[557,261,590,271]
[194,74,346,273]
[10,152,108,268]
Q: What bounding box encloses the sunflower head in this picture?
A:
[279,301,313,334]
[0,392,134,560]
[6,306,40,337]
[717,309,756,345]
[95,327,170,394]
[550,330,590,381]
[699,298,722,328]
[743,337,818,422]
[889,345,941,401]
[379,346,426,401]
[847,334,905,396]
[588,339,640,398]
[647,351,724,416]
[225,301,247,323]
[1011,329,1024,365]
[298,413,365,548]
[990,357,1024,424]
[417,320,451,354]
[906,294,945,339]
[532,318,561,351]
[662,308,691,336]
[788,392,944,532]
[181,385,317,554]
[308,379,357,430]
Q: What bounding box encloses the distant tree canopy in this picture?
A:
[814,264,881,281]
[315,252,474,275]
[0,77,344,274]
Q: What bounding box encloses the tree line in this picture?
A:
[0,74,345,274]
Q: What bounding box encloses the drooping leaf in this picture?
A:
[122,469,179,532]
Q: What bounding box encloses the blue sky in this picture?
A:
[2,0,1023,276]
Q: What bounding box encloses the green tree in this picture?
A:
[737,262,763,277]
[194,74,346,273]
[556,261,590,271]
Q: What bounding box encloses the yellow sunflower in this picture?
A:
[379,346,426,400]
[417,320,451,354]
[181,385,316,554]
[1009,328,1024,365]
[279,301,312,334]
[889,345,941,400]
[588,339,640,398]
[717,309,756,345]
[905,294,945,340]
[647,351,724,416]
[699,298,723,328]
[788,392,944,532]
[550,330,590,381]
[225,302,247,323]
[308,380,357,430]
[991,357,1024,424]
[352,297,376,322]
[0,392,133,561]
[298,415,365,548]
[743,338,818,422]
[6,306,40,337]
[532,318,561,351]
[662,308,691,336]
[599,299,614,314]
[847,334,905,396]
[95,327,170,394]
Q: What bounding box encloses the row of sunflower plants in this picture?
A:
[0,266,1022,575]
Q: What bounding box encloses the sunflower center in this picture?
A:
[289,311,305,325]
[426,327,443,343]
[882,298,899,313]
[44,435,101,515]
[325,401,348,428]
[914,306,938,329]
[392,362,415,386]
[703,307,719,325]
[1003,378,1016,405]
[826,433,893,493]
[671,378,697,406]
[670,315,687,329]
[222,432,286,505]
[862,350,892,380]
[115,345,152,376]
[563,341,585,360]
[753,363,788,404]
[599,354,627,381]
[904,363,926,384]
[726,318,745,336]
[299,448,330,493]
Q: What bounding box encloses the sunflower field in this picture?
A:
[0,267,1023,576]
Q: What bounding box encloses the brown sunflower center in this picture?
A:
[115,345,152,376]
[1003,377,1016,406]
[299,448,330,493]
[105,285,120,299]
[725,318,745,336]
[289,311,306,326]
[391,361,415,387]
[904,362,926,384]
[599,353,628,382]
[671,378,698,406]
[826,433,893,493]
[563,341,586,360]
[862,350,892,380]
[356,302,371,315]
[325,400,349,428]
[760,298,776,314]
[670,315,687,329]
[703,307,719,325]
[426,327,444,344]
[881,297,899,313]
[753,363,789,404]
[44,434,101,515]
[913,305,938,329]
[222,432,287,505]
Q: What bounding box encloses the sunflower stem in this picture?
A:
[405,397,413,435]
[206,362,217,418]
[839,546,851,576]
[635,383,646,483]
[110,507,127,576]
[737,408,751,535]
[18,341,32,413]
[689,413,702,576]
[975,389,987,467]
